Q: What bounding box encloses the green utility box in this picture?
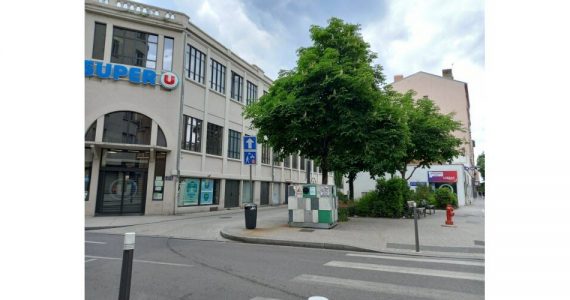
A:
[288,184,338,229]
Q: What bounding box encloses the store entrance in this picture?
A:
[96,149,149,215]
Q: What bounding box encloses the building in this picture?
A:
[85,0,333,216]
[353,69,478,206]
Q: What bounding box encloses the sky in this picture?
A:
[136,0,486,160]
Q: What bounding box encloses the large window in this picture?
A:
[179,178,220,206]
[231,72,244,102]
[284,155,291,168]
[261,143,270,164]
[103,111,152,145]
[292,153,298,169]
[228,130,241,159]
[210,59,226,94]
[273,149,280,166]
[206,123,223,156]
[85,148,93,201]
[300,156,306,170]
[85,121,97,142]
[92,23,106,60]
[182,115,202,152]
[186,45,206,83]
[111,26,158,69]
[162,37,174,71]
[246,81,258,105]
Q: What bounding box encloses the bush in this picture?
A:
[435,188,458,208]
[337,190,348,202]
[338,207,349,222]
[412,185,437,206]
[355,191,378,217]
[375,178,410,218]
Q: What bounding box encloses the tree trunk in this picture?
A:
[321,164,328,185]
[348,172,356,201]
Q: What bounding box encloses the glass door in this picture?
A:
[96,170,147,215]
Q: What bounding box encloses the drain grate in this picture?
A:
[299,229,314,232]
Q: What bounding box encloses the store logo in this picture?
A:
[85,60,179,90]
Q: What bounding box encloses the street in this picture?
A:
[86,232,484,299]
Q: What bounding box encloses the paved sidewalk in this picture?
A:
[86,198,485,260]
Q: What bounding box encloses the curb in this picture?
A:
[220,229,485,261]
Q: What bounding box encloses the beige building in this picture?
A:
[85,0,332,216]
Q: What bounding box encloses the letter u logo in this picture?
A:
[164,75,175,85]
[160,72,178,89]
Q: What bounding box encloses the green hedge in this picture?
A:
[435,188,458,208]
[354,178,410,218]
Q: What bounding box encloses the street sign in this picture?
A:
[243,136,257,151]
[243,136,257,165]
[244,151,257,165]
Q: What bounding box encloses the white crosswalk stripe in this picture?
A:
[325,260,484,281]
[292,274,482,300]
[346,253,485,267]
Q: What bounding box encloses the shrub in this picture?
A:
[435,188,458,208]
[354,191,378,217]
[338,207,349,222]
[375,178,410,218]
[413,185,437,206]
[337,190,348,202]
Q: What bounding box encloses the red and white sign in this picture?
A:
[160,72,179,90]
[428,171,458,183]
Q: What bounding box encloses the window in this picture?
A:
[92,23,106,60]
[111,26,158,69]
[157,127,167,147]
[186,45,206,83]
[261,143,270,164]
[313,161,317,172]
[246,81,258,105]
[182,115,202,152]
[284,155,291,168]
[228,130,241,159]
[85,148,93,201]
[231,72,244,102]
[162,37,174,71]
[85,121,97,142]
[206,123,223,156]
[103,111,152,145]
[152,152,166,201]
[292,153,298,169]
[210,59,226,94]
[179,178,220,206]
[300,156,306,171]
[273,149,280,166]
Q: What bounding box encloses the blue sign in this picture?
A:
[84,59,179,90]
[244,151,257,165]
[243,136,257,151]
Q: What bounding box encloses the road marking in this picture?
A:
[346,253,485,267]
[250,297,282,300]
[85,241,107,244]
[85,255,194,268]
[85,258,97,263]
[292,274,482,300]
[324,261,484,281]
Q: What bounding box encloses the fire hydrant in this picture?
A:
[445,204,455,225]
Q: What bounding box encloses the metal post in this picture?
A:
[118,232,135,300]
[413,208,420,252]
[250,165,253,203]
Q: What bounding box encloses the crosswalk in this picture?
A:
[253,252,484,300]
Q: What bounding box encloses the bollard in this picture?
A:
[413,208,420,252]
[118,232,135,300]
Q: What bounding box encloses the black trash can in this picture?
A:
[244,203,257,229]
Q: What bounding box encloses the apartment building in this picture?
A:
[84,0,332,216]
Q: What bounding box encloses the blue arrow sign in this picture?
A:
[244,151,257,165]
[243,136,257,151]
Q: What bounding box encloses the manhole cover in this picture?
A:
[219,216,232,219]
[300,229,314,232]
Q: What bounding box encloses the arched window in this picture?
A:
[103,111,152,145]
[85,121,97,141]
[157,126,167,147]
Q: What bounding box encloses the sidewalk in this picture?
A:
[86,198,485,260]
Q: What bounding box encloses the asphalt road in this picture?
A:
[86,232,484,300]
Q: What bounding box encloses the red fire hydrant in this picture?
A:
[445,204,455,225]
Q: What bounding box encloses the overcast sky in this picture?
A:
[136,0,485,160]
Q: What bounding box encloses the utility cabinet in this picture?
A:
[287,184,338,229]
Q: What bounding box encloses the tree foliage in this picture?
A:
[391,88,465,180]
[477,152,485,180]
[244,18,386,184]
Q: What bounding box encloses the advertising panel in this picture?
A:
[428,171,458,183]
[200,179,214,205]
[181,178,200,205]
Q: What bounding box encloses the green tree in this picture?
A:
[477,152,485,180]
[244,18,385,184]
[393,89,465,181]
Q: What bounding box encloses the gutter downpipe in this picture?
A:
[174,32,187,215]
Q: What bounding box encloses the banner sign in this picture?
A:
[200,179,214,205]
[181,178,200,205]
[428,171,458,183]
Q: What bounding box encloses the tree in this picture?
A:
[392,89,465,181]
[477,152,485,180]
[244,18,384,184]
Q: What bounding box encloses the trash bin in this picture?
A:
[244,203,257,229]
